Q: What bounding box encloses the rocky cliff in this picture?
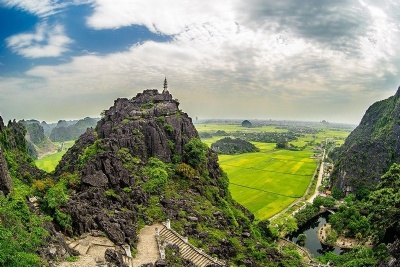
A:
[332,86,400,195]
[49,117,98,142]
[0,117,46,183]
[0,117,12,196]
[54,89,291,266]
[0,147,12,196]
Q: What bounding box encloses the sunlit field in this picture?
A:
[35,141,75,173]
[219,143,316,220]
[196,123,351,220]
[35,152,66,173]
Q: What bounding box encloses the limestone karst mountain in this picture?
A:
[53,89,291,266]
[332,86,400,195]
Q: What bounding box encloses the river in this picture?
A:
[288,212,346,257]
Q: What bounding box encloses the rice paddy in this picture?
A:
[195,123,351,220]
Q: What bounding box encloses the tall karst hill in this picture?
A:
[0,117,46,184]
[56,89,200,176]
[332,86,400,195]
[54,88,292,266]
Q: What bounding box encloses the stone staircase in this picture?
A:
[159,224,226,267]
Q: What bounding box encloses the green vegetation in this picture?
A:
[66,256,79,262]
[0,194,49,267]
[183,137,208,169]
[142,157,169,193]
[220,144,316,219]
[196,123,351,220]
[33,173,78,232]
[211,137,259,154]
[35,151,66,172]
[35,140,75,172]
[78,139,103,167]
[368,163,400,240]
[294,196,336,226]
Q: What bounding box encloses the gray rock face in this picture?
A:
[96,89,198,163]
[0,116,4,132]
[57,89,200,248]
[0,149,12,196]
[104,248,129,267]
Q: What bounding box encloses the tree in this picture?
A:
[297,234,307,246]
[183,138,208,169]
[368,163,400,240]
[241,120,252,127]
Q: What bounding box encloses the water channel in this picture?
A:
[288,212,346,257]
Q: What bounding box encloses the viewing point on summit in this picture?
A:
[162,77,169,94]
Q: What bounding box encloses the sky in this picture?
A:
[1,0,400,124]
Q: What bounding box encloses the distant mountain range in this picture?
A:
[21,117,99,158]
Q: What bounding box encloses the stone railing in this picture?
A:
[155,227,165,260]
[162,219,227,266]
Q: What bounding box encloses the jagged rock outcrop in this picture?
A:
[0,149,12,196]
[0,116,5,132]
[0,117,46,183]
[332,86,400,194]
[54,89,292,266]
[22,120,46,144]
[0,118,11,196]
[57,90,198,247]
[104,248,129,267]
[96,90,197,162]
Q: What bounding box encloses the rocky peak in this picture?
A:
[96,89,197,164]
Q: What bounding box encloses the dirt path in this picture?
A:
[58,224,162,267]
[130,223,163,267]
[307,149,325,203]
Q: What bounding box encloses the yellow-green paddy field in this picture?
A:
[196,123,351,220]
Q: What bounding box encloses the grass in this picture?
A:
[35,151,66,173]
[219,143,317,220]
[35,140,75,173]
[196,123,351,220]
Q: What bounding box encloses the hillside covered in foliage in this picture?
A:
[211,137,259,154]
[0,90,306,266]
[332,86,400,196]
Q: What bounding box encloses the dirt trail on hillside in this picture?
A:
[130,223,162,266]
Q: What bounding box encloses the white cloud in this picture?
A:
[86,0,235,34]
[6,22,73,58]
[1,0,400,124]
[1,0,63,17]
[0,0,92,17]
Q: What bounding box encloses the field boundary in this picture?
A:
[230,182,300,198]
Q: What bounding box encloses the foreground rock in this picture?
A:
[51,87,298,266]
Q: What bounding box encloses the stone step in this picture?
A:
[158,226,225,267]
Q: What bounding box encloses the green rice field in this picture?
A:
[195,123,351,220]
[35,152,66,173]
[220,143,316,220]
[35,141,75,173]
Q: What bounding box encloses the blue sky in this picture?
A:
[1,0,400,124]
